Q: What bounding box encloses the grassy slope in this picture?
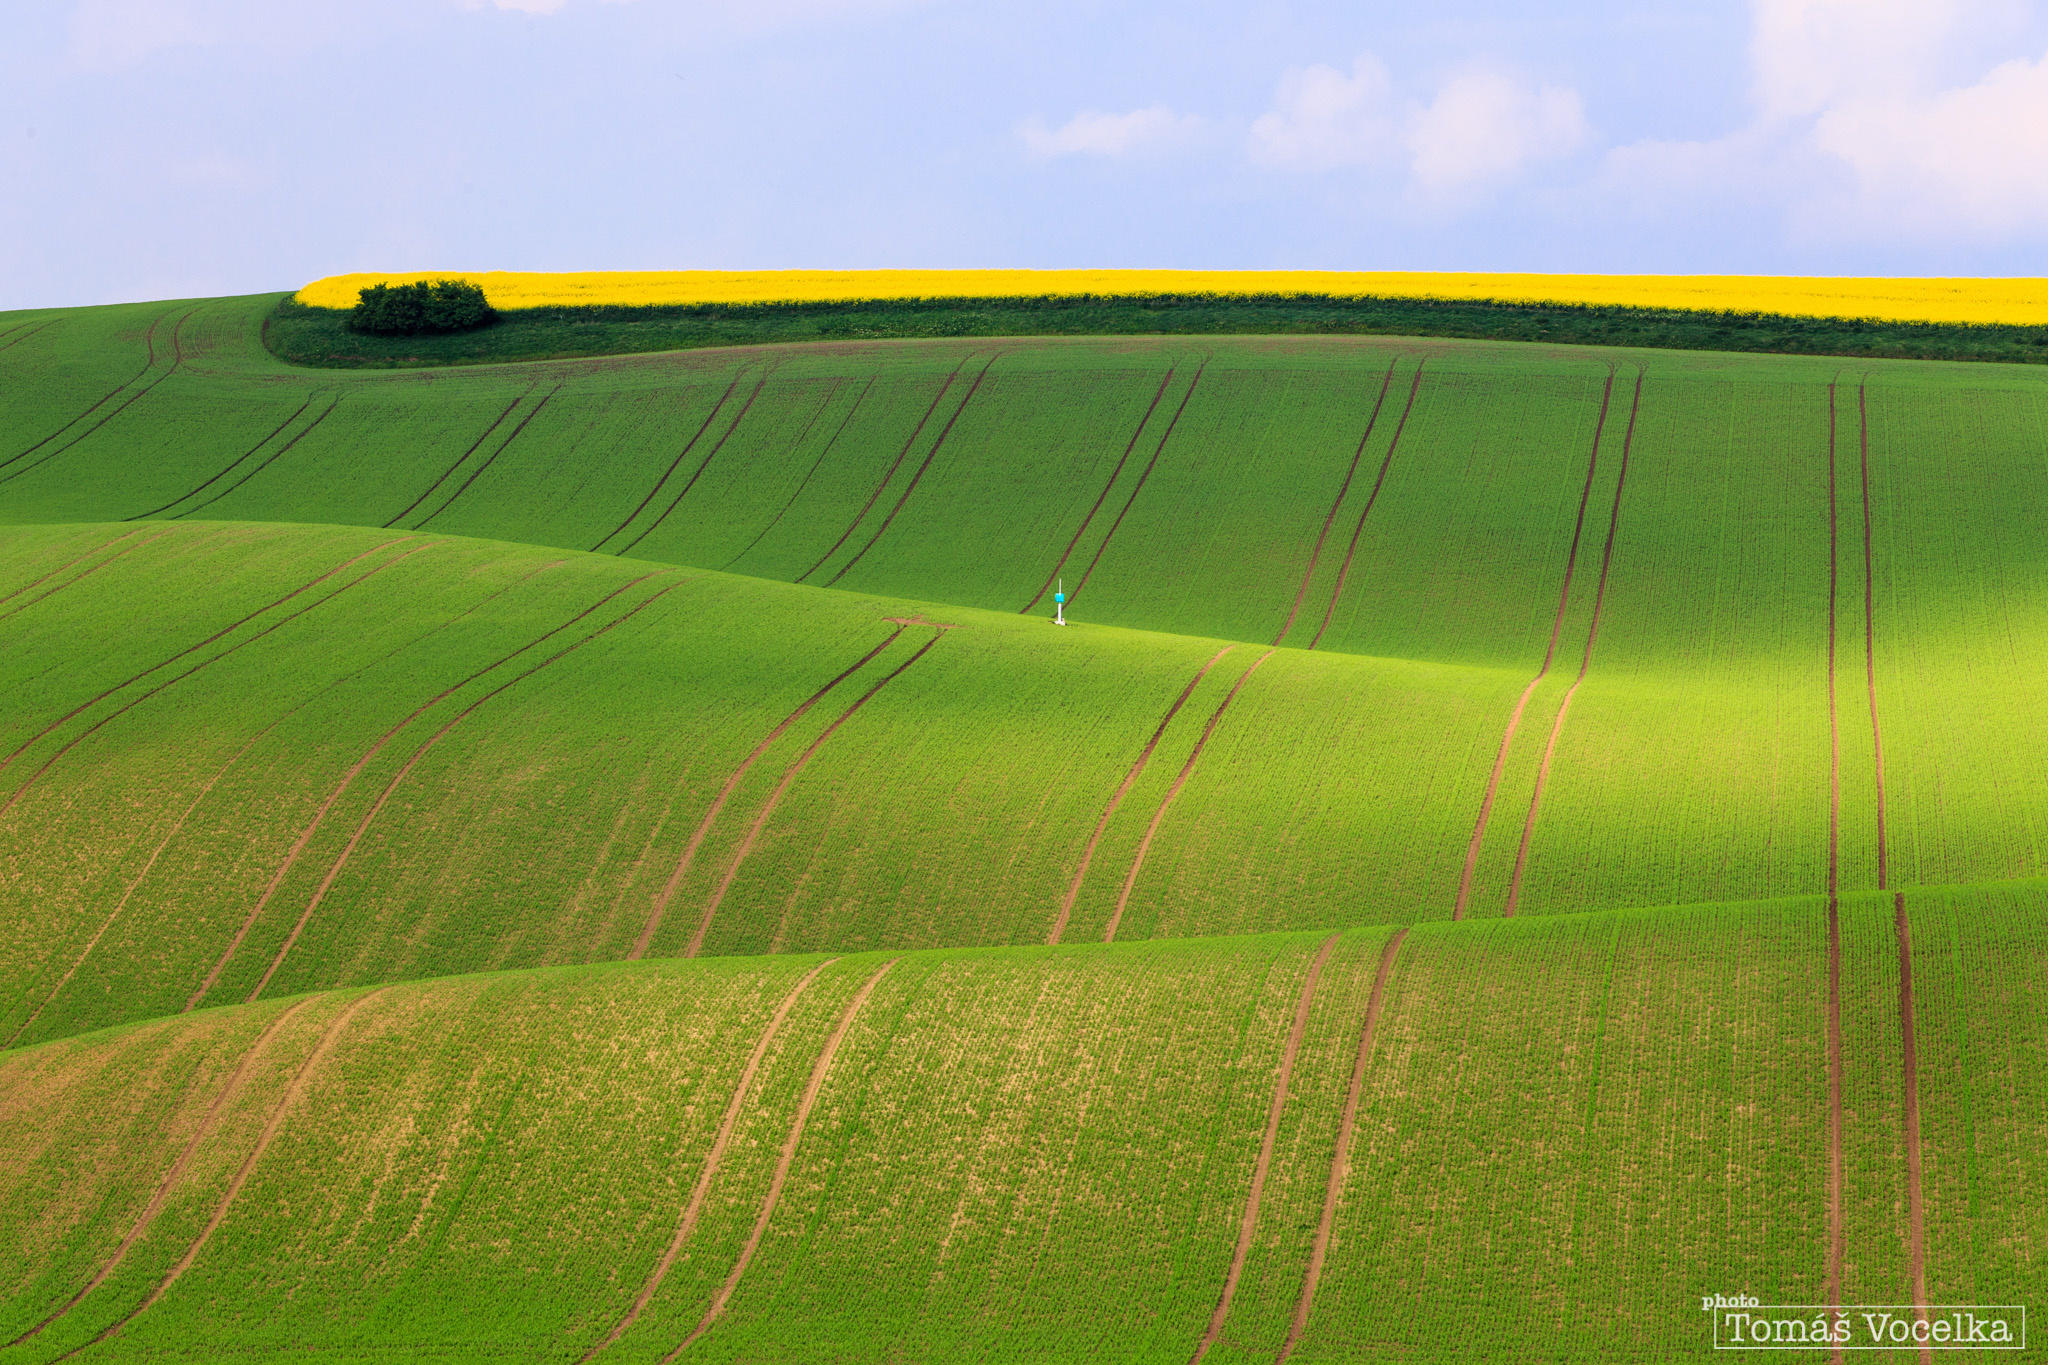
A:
[6,292,2048,1359]
[3,892,2043,1362]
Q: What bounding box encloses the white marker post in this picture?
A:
[1054,578,1066,626]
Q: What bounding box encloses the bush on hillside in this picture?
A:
[349,279,497,336]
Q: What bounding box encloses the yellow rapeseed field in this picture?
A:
[295,270,2048,326]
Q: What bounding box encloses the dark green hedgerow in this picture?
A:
[264,290,2048,368]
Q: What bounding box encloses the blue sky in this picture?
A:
[5,0,2048,309]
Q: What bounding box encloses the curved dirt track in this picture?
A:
[663,959,899,1361]
[385,386,533,529]
[129,394,316,521]
[591,369,750,552]
[688,631,946,957]
[0,996,316,1347]
[1022,366,1177,614]
[721,377,868,571]
[1046,645,1234,946]
[0,527,171,627]
[0,308,181,479]
[1272,359,1398,647]
[1279,927,1408,1364]
[1452,368,1617,919]
[415,386,563,531]
[1,538,432,817]
[1105,648,1275,943]
[0,527,148,610]
[164,396,342,522]
[616,372,775,556]
[1304,363,1425,652]
[1188,933,1339,1365]
[245,576,689,1003]
[631,625,908,960]
[1500,371,1641,916]
[1070,359,1209,602]
[50,988,391,1364]
[577,957,839,1362]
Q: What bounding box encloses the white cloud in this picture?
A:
[1405,69,1589,200]
[1019,106,1202,159]
[1248,56,1395,171]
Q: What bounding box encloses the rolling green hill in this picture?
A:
[3,291,2046,1360]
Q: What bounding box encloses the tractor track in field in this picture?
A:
[1453,367,1618,919]
[127,394,317,520]
[1022,367,1178,614]
[0,318,58,356]
[690,630,947,958]
[1854,380,1930,1356]
[1045,645,1234,946]
[821,354,1000,587]
[1304,364,1426,651]
[1823,379,1846,1359]
[0,538,429,816]
[385,386,535,528]
[1273,360,1400,647]
[1069,359,1208,603]
[1189,934,1339,1365]
[0,996,317,1347]
[795,358,972,583]
[0,527,174,627]
[663,959,898,1361]
[614,370,780,557]
[413,386,563,530]
[595,368,766,554]
[243,576,688,1005]
[1105,648,1275,943]
[180,567,652,1013]
[630,625,909,960]
[1280,927,1409,1363]
[0,528,151,611]
[0,310,170,474]
[166,395,344,520]
[49,988,391,1364]
[1500,371,1642,917]
[577,957,839,1362]
[0,309,196,487]
[721,378,869,571]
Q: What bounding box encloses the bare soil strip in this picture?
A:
[183,570,648,1012]
[0,528,148,610]
[414,386,564,531]
[0,527,174,628]
[1304,364,1427,652]
[592,370,753,553]
[1894,893,1932,1360]
[382,387,534,529]
[1104,648,1276,943]
[6,727,277,1047]
[245,577,688,1003]
[1273,360,1400,647]
[1045,645,1235,946]
[720,378,871,571]
[822,355,1000,587]
[166,395,345,521]
[1,538,427,815]
[127,395,318,521]
[663,959,899,1361]
[0,310,170,473]
[0,318,57,357]
[796,358,971,583]
[687,631,946,957]
[0,309,195,488]
[1189,934,1340,1365]
[615,371,780,557]
[1022,367,1177,614]
[1278,927,1409,1364]
[1452,368,1617,919]
[631,626,908,960]
[1857,384,1890,886]
[0,997,316,1346]
[1823,380,1845,1357]
[1500,371,1642,916]
[577,958,838,1362]
[50,988,391,1364]
[1069,360,1209,602]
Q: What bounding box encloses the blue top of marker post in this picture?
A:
[1054,592,1064,604]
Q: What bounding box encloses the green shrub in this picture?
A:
[349,279,497,336]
